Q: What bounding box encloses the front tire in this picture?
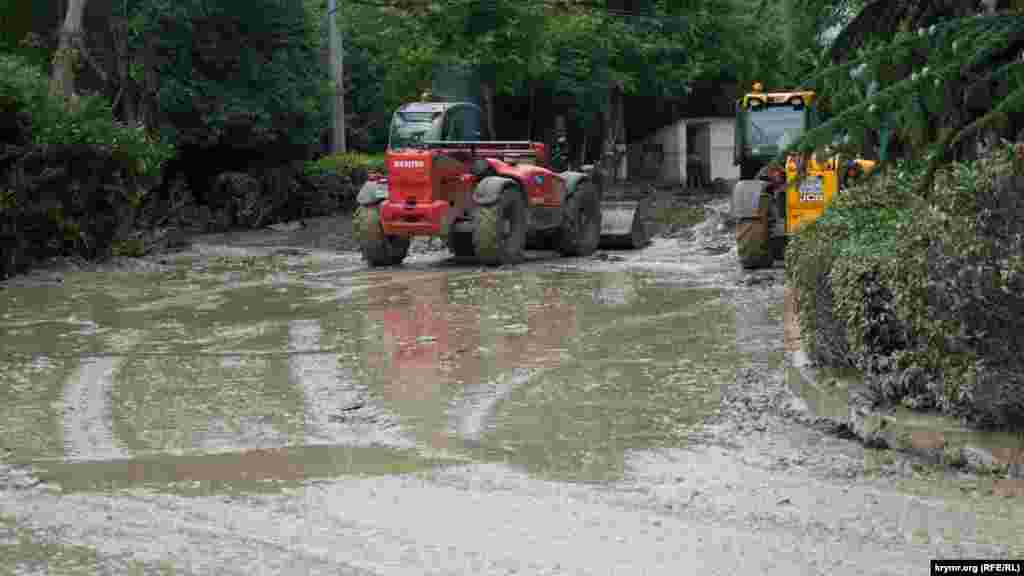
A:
[354,205,409,267]
[771,235,787,263]
[558,177,602,257]
[473,185,526,266]
[736,192,774,269]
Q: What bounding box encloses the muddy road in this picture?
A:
[1,199,1021,575]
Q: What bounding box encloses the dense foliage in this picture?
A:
[338,0,788,150]
[118,0,329,153]
[779,1,1024,427]
[0,0,50,69]
[787,142,1024,429]
[789,7,1023,173]
[0,53,173,278]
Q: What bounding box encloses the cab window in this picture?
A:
[442,108,463,141]
[443,106,484,141]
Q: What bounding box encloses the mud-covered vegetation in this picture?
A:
[0,53,172,278]
[0,0,382,278]
[787,143,1024,430]
[781,1,1024,429]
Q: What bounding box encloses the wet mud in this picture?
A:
[0,197,1021,574]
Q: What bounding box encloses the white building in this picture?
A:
[625,117,740,186]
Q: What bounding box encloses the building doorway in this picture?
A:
[686,122,711,187]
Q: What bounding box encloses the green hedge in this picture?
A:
[0,54,174,278]
[303,152,386,180]
[786,143,1024,428]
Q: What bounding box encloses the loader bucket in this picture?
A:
[598,196,654,249]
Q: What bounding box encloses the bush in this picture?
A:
[0,56,172,179]
[303,152,386,180]
[291,153,383,217]
[787,142,1024,429]
[786,169,918,368]
[0,54,174,278]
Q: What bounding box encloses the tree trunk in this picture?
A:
[615,84,626,180]
[601,84,625,183]
[527,82,536,141]
[480,81,497,141]
[110,18,134,124]
[328,0,346,153]
[50,0,88,102]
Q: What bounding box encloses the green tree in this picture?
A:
[111,0,328,153]
[338,0,782,153]
[0,0,51,69]
[787,1,1024,192]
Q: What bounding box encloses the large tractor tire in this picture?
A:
[448,230,476,262]
[525,230,558,251]
[473,184,526,266]
[558,176,602,257]
[732,180,774,270]
[524,232,547,251]
[772,235,788,263]
[353,205,410,267]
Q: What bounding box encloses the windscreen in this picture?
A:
[744,104,806,155]
[388,110,443,150]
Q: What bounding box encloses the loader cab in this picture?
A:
[439,103,488,142]
[734,86,816,179]
[387,102,489,151]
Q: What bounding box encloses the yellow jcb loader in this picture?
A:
[731,83,877,268]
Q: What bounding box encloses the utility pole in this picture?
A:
[328,0,346,153]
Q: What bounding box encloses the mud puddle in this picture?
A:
[4,200,1024,573]
[0,244,752,494]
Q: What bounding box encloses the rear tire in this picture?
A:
[526,230,558,251]
[449,230,476,262]
[736,192,774,269]
[354,205,409,267]
[473,185,526,266]
[558,178,602,257]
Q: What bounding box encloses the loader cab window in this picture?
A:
[442,106,485,142]
[744,102,807,155]
[387,110,443,150]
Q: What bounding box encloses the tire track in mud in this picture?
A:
[4,451,1010,576]
[445,368,535,443]
[62,357,131,463]
[286,318,413,450]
